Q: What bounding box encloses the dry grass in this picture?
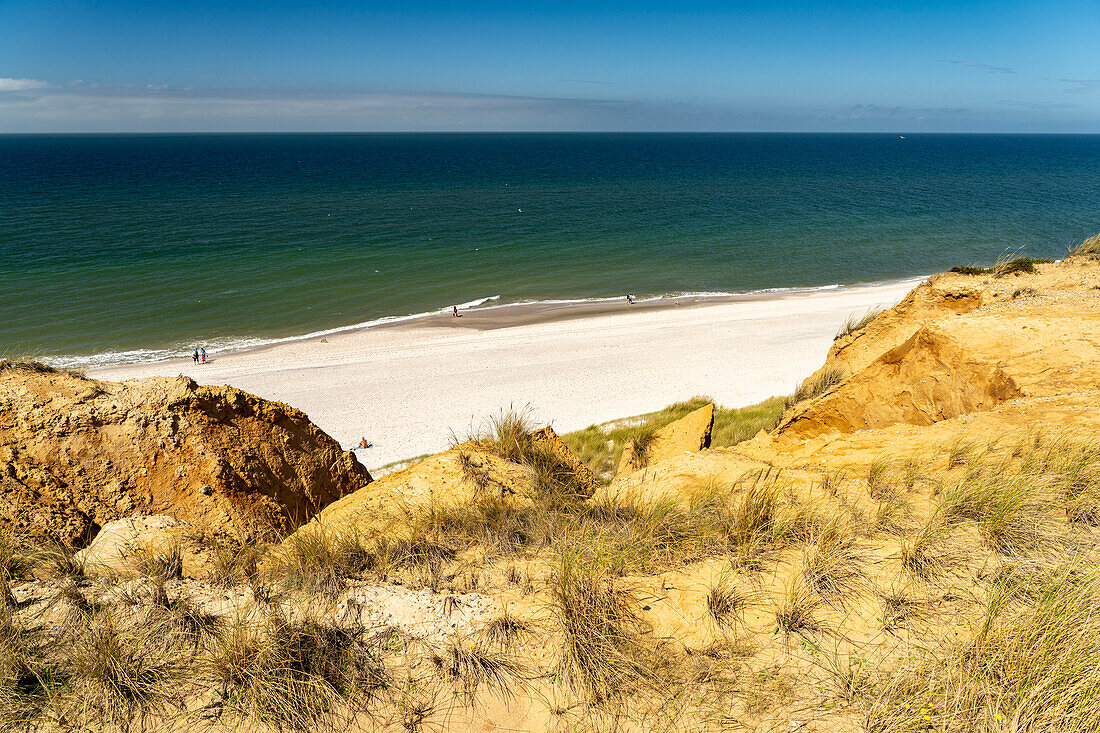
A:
[705,576,747,629]
[802,520,865,600]
[432,637,526,700]
[411,471,795,579]
[785,367,846,409]
[0,611,69,731]
[130,541,183,580]
[269,527,380,595]
[899,513,961,580]
[472,406,594,503]
[205,614,388,732]
[1069,231,1100,258]
[64,610,189,730]
[877,583,934,631]
[864,563,1100,732]
[836,307,885,340]
[551,543,657,699]
[774,575,823,637]
[481,610,530,648]
[0,359,60,375]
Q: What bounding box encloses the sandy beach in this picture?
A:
[91,278,923,471]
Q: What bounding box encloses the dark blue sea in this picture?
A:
[2,133,1098,367]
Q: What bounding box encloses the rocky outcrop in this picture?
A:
[0,365,370,544]
[529,426,601,498]
[615,403,714,481]
[74,514,215,580]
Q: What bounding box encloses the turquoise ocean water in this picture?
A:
[2,133,1099,368]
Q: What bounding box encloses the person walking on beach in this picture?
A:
[452,305,459,317]
[200,348,206,364]
[192,349,199,363]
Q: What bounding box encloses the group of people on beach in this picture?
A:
[191,348,206,364]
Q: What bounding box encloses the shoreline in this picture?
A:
[91,275,925,471]
[57,276,920,371]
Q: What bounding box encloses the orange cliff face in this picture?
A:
[0,365,370,544]
[743,256,1100,469]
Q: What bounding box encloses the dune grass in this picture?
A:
[204,614,389,732]
[705,576,747,629]
[433,636,526,701]
[561,396,787,481]
[949,255,1053,277]
[551,542,657,699]
[1070,231,1100,258]
[865,564,1100,732]
[785,367,846,410]
[470,407,594,503]
[836,307,885,340]
[801,519,865,600]
[10,407,1100,730]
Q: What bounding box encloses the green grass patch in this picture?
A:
[950,256,1053,277]
[561,396,785,482]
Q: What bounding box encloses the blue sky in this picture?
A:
[2,0,1099,132]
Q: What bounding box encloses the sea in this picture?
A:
[2,133,1099,369]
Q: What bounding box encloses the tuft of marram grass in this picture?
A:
[129,540,183,580]
[481,610,530,648]
[705,576,747,629]
[774,574,823,637]
[835,306,884,341]
[1070,231,1100,258]
[433,636,526,700]
[801,519,865,601]
[0,610,69,730]
[551,543,657,700]
[899,512,960,580]
[877,583,934,631]
[63,610,189,731]
[204,614,388,733]
[785,367,846,409]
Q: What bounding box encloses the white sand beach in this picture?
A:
[92,278,923,472]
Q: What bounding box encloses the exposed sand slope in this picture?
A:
[0,365,369,543]
[742,257,1100,468]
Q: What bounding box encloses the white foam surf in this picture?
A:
[47,276,928,371]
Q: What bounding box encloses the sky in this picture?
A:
[2,0,1099,132]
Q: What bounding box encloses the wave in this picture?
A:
[47,275,927,372]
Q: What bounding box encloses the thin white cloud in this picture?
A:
[1060,79,1100,95]
[948,60,1015,74]
[0,84,649,131]
[999,100,1079,110]
[0,77,50,91]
